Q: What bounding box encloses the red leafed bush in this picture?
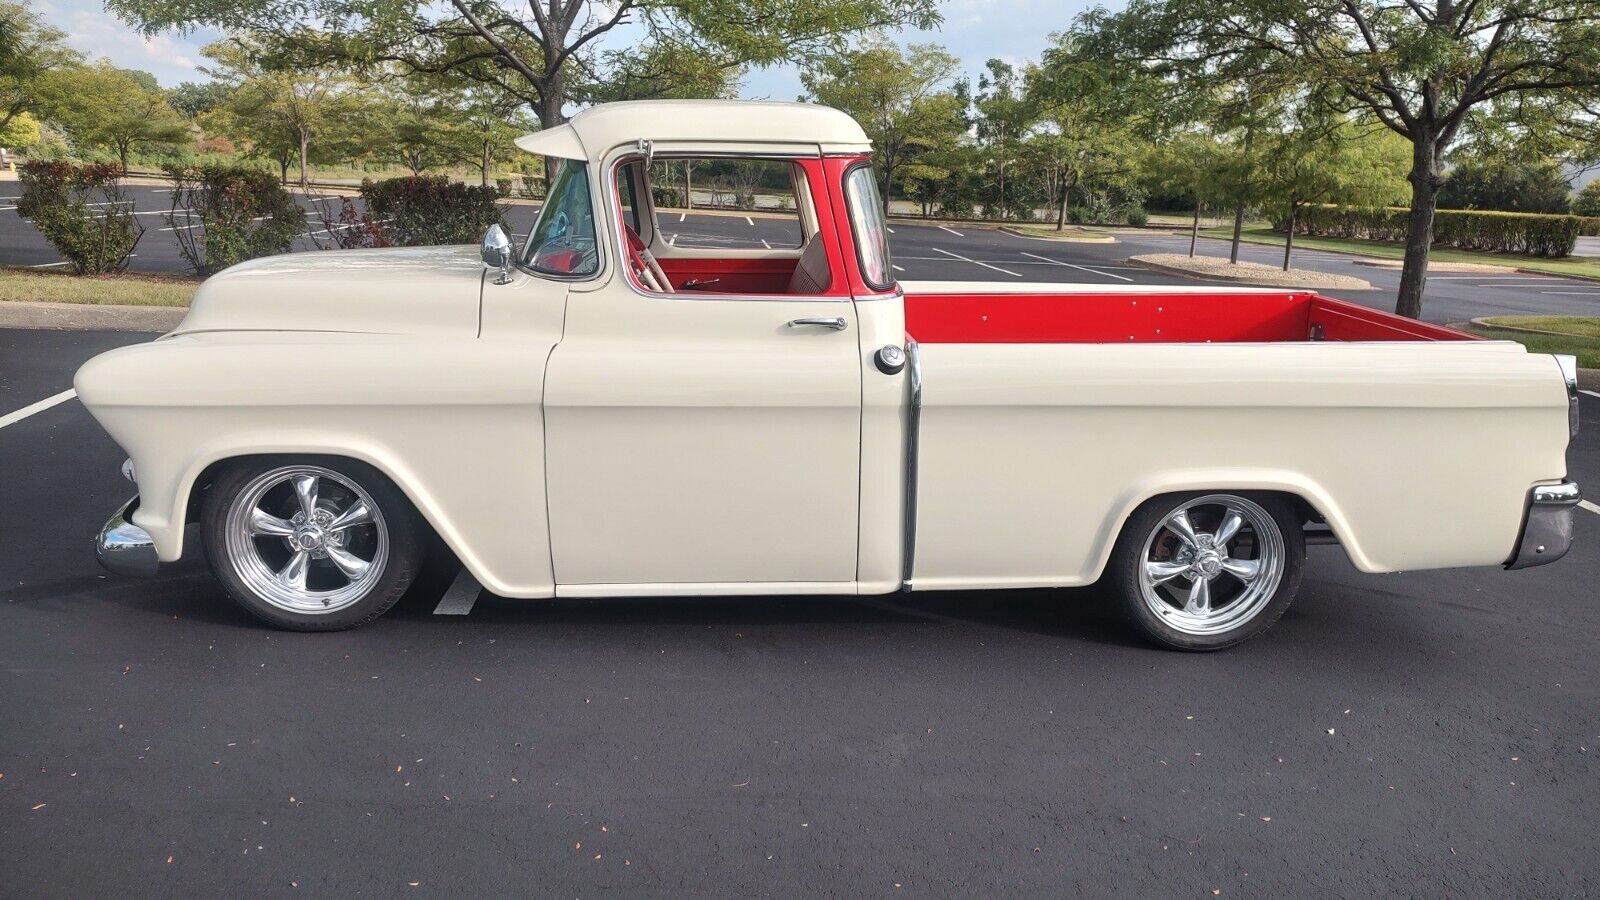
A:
[15,161,144,274]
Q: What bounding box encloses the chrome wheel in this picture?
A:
[222,464,389,614]
[1137,494,1285,637]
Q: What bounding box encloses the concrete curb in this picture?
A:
[0,301,185,332]
[1126,256,1375,291]
[997,226,1117,244]
[1466,317,1591,338]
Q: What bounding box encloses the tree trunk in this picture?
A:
[1282,203,1297,271]
[279,156,290,185]
[1057,181,1069,231]
[1396,135,1444,320]
[481,141,492,187]
[119,144,130,172]
[1189,204,1200,257]
[536,73,566,185]
[297,130,310,190]
[1229,204,1245,264]
[684,160,693,210]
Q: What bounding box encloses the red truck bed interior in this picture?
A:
[903,290,1472,344]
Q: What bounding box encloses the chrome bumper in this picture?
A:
[1506,482,1581,570]
[95,496,159,577]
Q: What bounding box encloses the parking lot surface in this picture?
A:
[1,320,1598,895]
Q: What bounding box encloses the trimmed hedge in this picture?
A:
[1277,205,1581,257]
[360,176,504,246]
[1579,217,1600,238]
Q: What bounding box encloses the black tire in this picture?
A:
[1105,491,1305,651]
[200,456,425,631]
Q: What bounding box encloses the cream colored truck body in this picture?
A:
[75,101,1578,600]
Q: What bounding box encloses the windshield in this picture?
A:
[843,164,893,290]
[522,159,599,277]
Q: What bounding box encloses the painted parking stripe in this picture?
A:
[26,261,69,268]
[1540,291,1600,296]
[1582,390,1600,400]
[931,246,1021,277]
[0,389,77,430]
[1020,251,1133,282]
[678,212,686,222]
[886,226,895,234]
[892,264,905,272]
[744,215,754,226]
[937,225,964,238]
[433,567,482,615]
[761,238,771,249]
[1580,500,1600,517]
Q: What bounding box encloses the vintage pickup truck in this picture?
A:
[79,100,1581,649]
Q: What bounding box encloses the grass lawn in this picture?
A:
[0,267,198,307]
[1003,224,1114,241]
[1199,226,1600,281]
[1466,316,1600,368]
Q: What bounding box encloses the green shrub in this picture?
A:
[1125,205,1149,227]
[15,161,144,274]
[1280,205,1580,257]
[360,176,504,246]
[1573,182,1600,219]
[495,177,514,197]
[164,164,308,276]
[1578,217,1600,238]
[651,184,683,208]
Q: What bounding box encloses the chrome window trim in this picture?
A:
[1554,353,1578,440]
[601,150,853,305]
[841,161,895,293]
[514,158,606,284]
[900,338,922,591]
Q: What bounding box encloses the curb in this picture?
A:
[1125,256,1376,291]
[0,301,185,332]
[1466,317,1591,338]
[997,226,1116,244]
[1209,231,1600,283]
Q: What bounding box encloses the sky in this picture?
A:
[29,0,1106,96]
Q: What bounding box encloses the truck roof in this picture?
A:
[514,100,873,161]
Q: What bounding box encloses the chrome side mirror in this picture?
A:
[480,224,513,284]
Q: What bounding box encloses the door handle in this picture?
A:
[786,316,848,331]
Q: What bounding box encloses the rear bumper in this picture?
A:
[95,496,159,577]
[1505,482,1580,570]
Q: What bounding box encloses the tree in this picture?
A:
[168,80,233,118]
[1438,156,1572,213]
[1141,131,1232,256]
[0,108,38,149]
[801,38,963,210]
[34,61,190,168]
[1073,0,1600,318]
[202,38,356,187]
[1574,181,1600,218]
[108,0,941,141]
[0,0,79,131]
[971,59,1038,220]
[1264,115,1410,269]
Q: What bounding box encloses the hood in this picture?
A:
[173,245,486,337]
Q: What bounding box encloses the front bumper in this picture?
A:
[1505,482,1581,570]
[95,496,159,577]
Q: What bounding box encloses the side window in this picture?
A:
[616,162,642,236]
[522,160,599,277]
[647,158,804,250]
[844,165,893,291]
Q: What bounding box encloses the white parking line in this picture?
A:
[931,246,1020,277]
[1020,251,1134,282]
[892,264,905,272]
[937,225,964,238]
[1580,500,1600,517]
[678,212,686,222]
[761,238,771,249]
[744,215,754,227]
[667,234,677,246]
[0,389,77,430]
[1582,390,1600,400]
[26,261,69,268]
[1541,291,1600,296]
[886,227,896,234]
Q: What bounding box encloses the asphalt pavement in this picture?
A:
[1,325,1598,896]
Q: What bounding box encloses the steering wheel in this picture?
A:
[623,225,671,292]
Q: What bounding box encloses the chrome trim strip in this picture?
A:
[1554,354,1578,440]
[900,338,922,591]
[96,496,159,577]
[1506,480,1580,570]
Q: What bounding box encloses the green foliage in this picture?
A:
[1288,206,1580,258]
[15,160,144,274]
[163,163,308,275]
[801,37,964,204]
[167,80,233,119]
[1569,182,1600,219]
[0,0,80,131]
[359,176,505,246]
[1440,157,1573,213]
[0,109,39,147]
[33,61,190,167]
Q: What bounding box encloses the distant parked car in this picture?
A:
[79,100,1581,649]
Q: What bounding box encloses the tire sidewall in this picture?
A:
[201,456,423,631]
[1112,491,1305,651]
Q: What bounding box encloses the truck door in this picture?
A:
[542,152,863,590]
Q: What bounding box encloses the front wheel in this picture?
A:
[201,457,424,631]
[1105,492,1304,651]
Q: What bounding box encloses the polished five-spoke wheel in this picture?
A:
[1108,492,1304,650]
[202,458,424,631]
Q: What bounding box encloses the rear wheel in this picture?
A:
[201,457,423,631]
[1107,492,1304,651]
